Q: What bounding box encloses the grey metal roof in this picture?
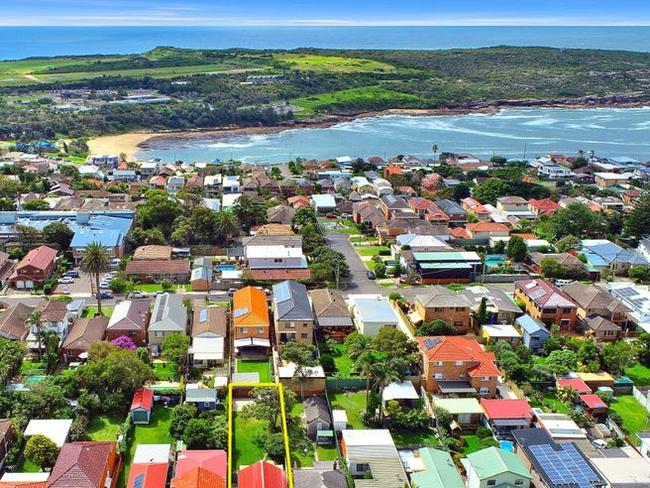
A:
[273,280,314,321]
[149,293,187,332]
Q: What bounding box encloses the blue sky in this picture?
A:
[3,0,650,26]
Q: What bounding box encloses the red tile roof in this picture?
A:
[407,197,435,211]
[128,463,168,488]
[125,259,190,275]
[466,222,509,233]
[174,450,227,480]
[579,393,607,410]
[130,388,154,411]
[480,399,533,420]
[529,198,560,210]
[515,279,577,309]
[450,227,471,239]
[17,246,57,272]
[47,441,116,488]
[249,269,311,281]
[0,483,47,488]
[557,378,592,394]
[172,468,225,488]
[416,336,500,377]
[238,462,287,488]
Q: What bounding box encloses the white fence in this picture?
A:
[633,386,650,414]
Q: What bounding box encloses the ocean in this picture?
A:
[1,26,650,60]
[137,107,650,163]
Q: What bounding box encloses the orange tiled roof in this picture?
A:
[232,286,269,327]
[466,222,509,232]
[417,336,500,377]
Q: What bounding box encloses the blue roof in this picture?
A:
[582,239,648,266]
[516,314,549,336]
[0,211,134,250]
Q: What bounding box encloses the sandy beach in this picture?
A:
[87,132,155,160]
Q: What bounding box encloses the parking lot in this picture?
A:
[52,270,102,296]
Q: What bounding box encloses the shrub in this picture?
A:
[24,434,59,469]
[476,426,493,439]
[109,277,129,293]
[161,280,173,291]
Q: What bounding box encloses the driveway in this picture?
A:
[327,233,380,295]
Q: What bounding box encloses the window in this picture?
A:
[562,308,573,314]
[482,376,490,381]
[487,480,496,486]
[288,322,296,328]
[435,361,443,366]
[454,321,464,328]
[301,333,308,339]
[479,387,491,395]
[455,360,463,366]
[240,327,248,334]
[355,463,370,473]
[515,480,524,486]
[455,307,465,312]
[257,328,265,334]
[154,331,164,338]
[303,322,308,327]
[434,373,444,379]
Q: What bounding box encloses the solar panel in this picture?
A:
[199,308,208,323]
[274,282,291,303]
[529,289,547,301]
[423,337,443,350]
[529,443,601,488]
[233,307,249,318]
[133,473,145,488]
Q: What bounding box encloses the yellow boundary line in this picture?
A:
[228,382,294,488]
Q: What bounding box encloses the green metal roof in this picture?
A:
[411,448,464,488]
[413,251,470,261]
[419,263,472,270]
[466,447,532,480]
[432,397,483,414]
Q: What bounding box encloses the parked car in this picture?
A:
[99,281,110,289]
[130,291,148,299]
[58,277,74,284]
[325,213,337,219]
[96,291,113,299]
[367,270,376,280]
[63,270,80,278]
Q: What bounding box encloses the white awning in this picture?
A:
[233,338,270,348]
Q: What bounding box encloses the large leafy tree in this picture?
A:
[137,189,184,237]
[625,192,650,241]
[292,206,318,230]
[472,178,511,205]
[42,222,74,249]
[80,242,110,316]
[244,387,297,433]
[233,195,266,232]
[416,320,456,336]
[0,338,26,384]
[24,434,59,469]
[549,203,603,240]
[506,235,527,262]
[161,333,190,379]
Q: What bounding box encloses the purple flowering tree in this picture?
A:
[111,335,136,351]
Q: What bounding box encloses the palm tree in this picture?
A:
[432,144,439,160]
[215,211,238,245]
[371,361,400,422]
[80,242,110,316]
[25,311,44,360]
[353,351,379,407]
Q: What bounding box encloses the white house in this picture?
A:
[537,161,573,179]
[166,176,185,194]
[341,429,408,487]
[311,194,336,213]
[222,175,241,193]
[348,295,400,338]
[139,161,161,177]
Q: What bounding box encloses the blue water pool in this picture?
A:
[499,440,514,452]
[215,264,238,272]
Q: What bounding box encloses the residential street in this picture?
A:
[327,232,381,295]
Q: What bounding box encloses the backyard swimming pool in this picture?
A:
[215,264,239,272]
[499,440,514,452]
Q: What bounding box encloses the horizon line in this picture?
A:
[2,22,650,27]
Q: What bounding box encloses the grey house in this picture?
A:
[514,315,550,352]
[148,293,188,351]
[304,396,332,443]
[272,280,315,351]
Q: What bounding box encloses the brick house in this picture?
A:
[514,279,578,331]
[47,441,121,488]
[412,286,473,333]
[105,299,151,346]
[60,316,108,363]
[232,286,270,357]
[9,245,57,289]
[416,336,500,397]
[272,280,314,351]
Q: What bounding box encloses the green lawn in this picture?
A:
[234,414,267,468]
[317,445,339,461]
[115,405,174,487]
[626,363,650,386]
[356,246,391,257]
[530,393,570,414]
[609,396,650,445]
[20,360,45,375]
[83,306,114,318]
[329,391,367,430]
[237,359,271,383]
[153,362,176,381]
[463,435,481,455]
[88,413,124,441]
[17,457,41,472]
[319,342,355,377]
[275,53,395,74]
[391,429,439,448]
[292,85,422,116]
